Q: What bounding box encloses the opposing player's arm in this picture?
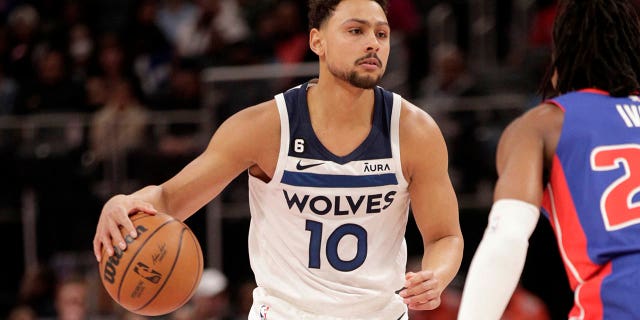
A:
[458,103,562,319]
[94,100,280,260]
[493,103,562,203]
[399,101,463,310]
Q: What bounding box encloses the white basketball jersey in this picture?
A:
[247,81,411,320]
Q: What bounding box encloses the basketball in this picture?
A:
[98,212,204,316]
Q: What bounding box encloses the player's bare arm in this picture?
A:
[457,102,563,319]
[493,103,563,204]
[397,100,463,310]
[93,100,281,261]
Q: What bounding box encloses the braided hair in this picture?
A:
[541,0,640,98]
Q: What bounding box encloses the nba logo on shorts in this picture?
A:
[259,304,270,319]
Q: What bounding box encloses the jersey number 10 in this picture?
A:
[305,220,367,271]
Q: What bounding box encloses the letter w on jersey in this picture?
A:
[616,104,640,127]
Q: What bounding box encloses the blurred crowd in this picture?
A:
[0,0,318,116]
[0,0,579,319]
[9,265,257,320]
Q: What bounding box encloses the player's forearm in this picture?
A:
[421,234,464,289]
[457,199,540,320]
[457,232,527,319]
[127,185,170,214]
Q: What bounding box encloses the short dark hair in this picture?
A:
[541,0,640,98]
[308,0,388,30]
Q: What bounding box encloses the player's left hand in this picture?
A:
[399,271,442,310]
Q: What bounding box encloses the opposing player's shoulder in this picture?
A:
[503,102,563,139]
[496,102,563,171]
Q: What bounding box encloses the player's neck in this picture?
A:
[308,76,375,125]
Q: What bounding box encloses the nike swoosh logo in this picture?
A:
[296,160,324,171]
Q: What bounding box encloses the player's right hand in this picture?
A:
[92,194,158,262]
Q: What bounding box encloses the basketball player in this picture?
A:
[458,0,640,319]
[93,0,463,319]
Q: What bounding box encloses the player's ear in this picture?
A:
[309,28,325,56]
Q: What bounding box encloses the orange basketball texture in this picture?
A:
[98,212,203,316]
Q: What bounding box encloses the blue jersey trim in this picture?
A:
[281,171,398,188]
[283,82,394,164]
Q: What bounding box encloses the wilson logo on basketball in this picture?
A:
[102,225,149,284]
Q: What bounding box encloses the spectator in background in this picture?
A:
[87,0,136,36]
[128,0,173,102]
[7,305,36,320]
[524,0,557,86]
[528,0,557,50]
[420,44,491,196]
[52,276,89,320]
[5,4,40,87]
[271,0,308,64]
[17,265,57,318]
[152,59,202,112]
[0,23,10,67]
[14,49,86,114]
[150,60,207,158]
[0,63,18,115]
[387,0,422,97]
[66,23,94,84]
[244,2,279,63]
[85,34,132,111]
[38,0,89,52]
[89,79,149,163]
[169,268,232,320]
[175,0,250,64]
[0,0,18,22]
[191,268,234,320]
[156,0,198,46]
[421,44,480,100]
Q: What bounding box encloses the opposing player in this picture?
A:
[458,0,640,319]
[93,0,463,319]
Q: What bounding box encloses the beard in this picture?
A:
[327,55,384,89]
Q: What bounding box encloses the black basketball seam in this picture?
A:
[116,218,177,303]
[133,227,187,313]
[172,228,202,309]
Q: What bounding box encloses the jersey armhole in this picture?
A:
[265,93,290,185]
[391,93,409,187]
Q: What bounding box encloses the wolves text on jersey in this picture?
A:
[283,190,396,216]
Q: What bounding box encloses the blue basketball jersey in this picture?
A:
[541,89,640,319]
[247,81,410,319]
